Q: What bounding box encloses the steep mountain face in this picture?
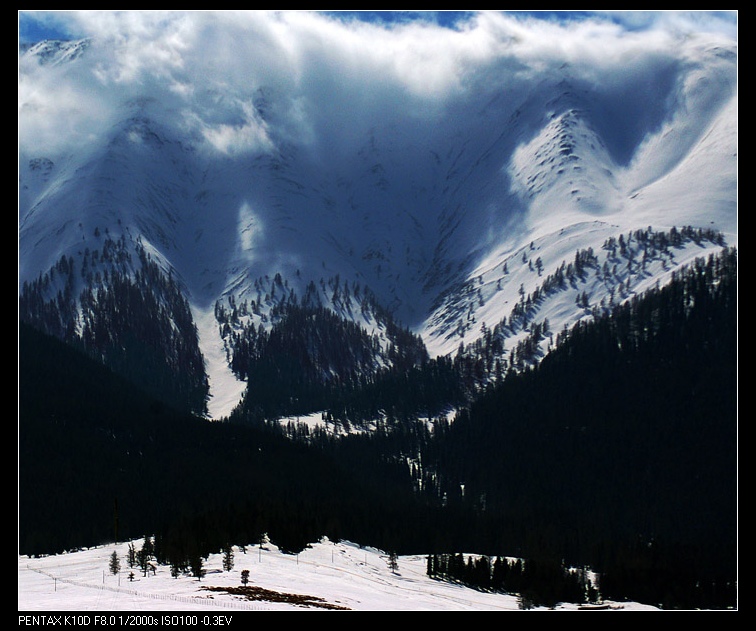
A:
[18,34,737,419]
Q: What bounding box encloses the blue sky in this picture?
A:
[19,11,70,43]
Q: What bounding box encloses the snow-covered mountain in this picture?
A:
[18,16,737,419]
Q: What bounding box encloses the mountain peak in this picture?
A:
[18,19,737,417]
[510,107,622,227]
[20,38,91,65]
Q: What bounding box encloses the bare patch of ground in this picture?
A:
[200,584,351,610]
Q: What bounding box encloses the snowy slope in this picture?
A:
[18,538,659,611]
[420,39,737,358]
[18,18,737,419]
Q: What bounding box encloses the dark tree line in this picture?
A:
[420,247,737,609]
[18,228,736,609]
[223,301,458,426]
[19,236,208,416]
[19,321,463,561]
[427,553,598,608]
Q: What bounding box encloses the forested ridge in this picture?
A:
[18,246,737,609]
[415,247,738,608]
[19,236,209,415]
[19,320,452,559]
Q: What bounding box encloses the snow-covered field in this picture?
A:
[18,538,658,612]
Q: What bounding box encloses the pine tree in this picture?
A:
[137,536,155,577]
[109,550,120,576]
[127,542,137,568]
[388,551,399,573]
[222,544,235,572]
[190,555,205,581]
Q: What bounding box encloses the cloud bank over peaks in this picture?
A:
[18,11,736,167]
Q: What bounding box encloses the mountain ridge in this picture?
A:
[18,32,737,419]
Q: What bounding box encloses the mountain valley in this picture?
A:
[18,12,738,610]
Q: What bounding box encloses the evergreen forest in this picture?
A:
[18,246,737,609]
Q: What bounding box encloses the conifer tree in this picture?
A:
[388,551,399,573]
[127,542,137,569]
[109,551,120,576]
[190,555,205,581]
[222,544,235,572]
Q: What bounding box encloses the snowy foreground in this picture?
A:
[19,538,658,612]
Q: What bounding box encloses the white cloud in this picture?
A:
[195,100,274,156]
[18,10,736,163]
